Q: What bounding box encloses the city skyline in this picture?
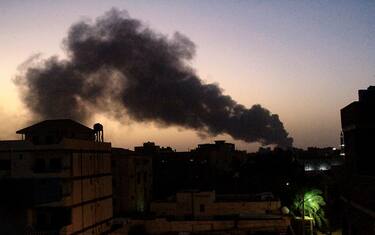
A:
[1,1,374,152]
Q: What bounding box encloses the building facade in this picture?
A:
[0,119,112,235]
[341,86,375,234]
[111,148,152,216]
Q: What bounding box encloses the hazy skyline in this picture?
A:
[1,1,374,151]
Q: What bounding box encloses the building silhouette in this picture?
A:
[0,119,112,235]
[341,86,375,234]
[111,148,152,216]
[0,119,344,234]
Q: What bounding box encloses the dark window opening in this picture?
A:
[45,135,54,144]
[0,160,11,170]
[50,158,62,172]
[32,136,40,144]
[200,204,205,212]
[144,172,147,184]
[36,212,49,228]
[35,208,71,230]
[61,182,72,197]
[34,159,46,172]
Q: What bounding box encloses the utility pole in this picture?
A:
[302,192,305,235]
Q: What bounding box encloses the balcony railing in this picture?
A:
[25,230,60,235]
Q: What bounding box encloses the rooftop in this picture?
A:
[16,119,94,134]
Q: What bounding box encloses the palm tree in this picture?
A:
[292,189,327,234]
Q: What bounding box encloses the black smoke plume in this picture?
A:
[16,9,293,147]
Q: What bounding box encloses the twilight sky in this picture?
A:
[0,0,374,152]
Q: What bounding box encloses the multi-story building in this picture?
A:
[0,119,112,235]
[111,148,152,216]
[194,140,246,169]
[134,142,191,200]
[341,86,375,234]
[341,86,375,175]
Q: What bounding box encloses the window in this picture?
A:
[32,136,40,144]
[45,135,54,144]
[137,173,141,184]
[0,160,10,170]
[36,212,49,228]
[49,158,62,171]
[62,182,72,196]
[34,159,46,172]
[143,172,147,184]
[200,204,205,212]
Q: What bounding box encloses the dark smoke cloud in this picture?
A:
[15,9,293,147]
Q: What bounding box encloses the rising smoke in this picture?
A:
[15,9,293,147]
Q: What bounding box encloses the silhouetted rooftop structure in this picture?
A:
[342,86,375,129]
[16,119,95,144]
[134,141,174,154]
[197,140,235,152]
[358,85,375,102]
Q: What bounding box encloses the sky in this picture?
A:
[0,0,374,152]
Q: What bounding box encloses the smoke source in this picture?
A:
[15,9,293,147]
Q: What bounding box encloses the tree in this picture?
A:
[292,189,327,233]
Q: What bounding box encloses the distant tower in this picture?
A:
[94,123,104,142]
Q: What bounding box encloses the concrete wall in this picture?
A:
[151,191,281,218]
[112,217,291,235]
[67,150,112,235]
